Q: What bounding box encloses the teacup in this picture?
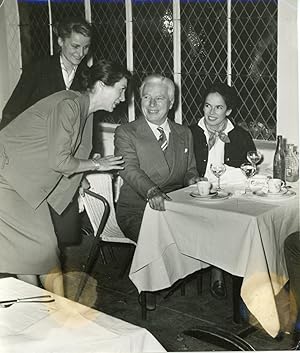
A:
[197,181,212,196]
[249,175,269,192]
[267,178,285,193]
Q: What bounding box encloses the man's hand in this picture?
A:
[147,186,172,211]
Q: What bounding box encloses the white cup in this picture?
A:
[267,178,285,193]
[197,181,212,196]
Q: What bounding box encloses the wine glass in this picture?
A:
[240,163,256,194]
[247,150,262,168]
[210,163,226,191]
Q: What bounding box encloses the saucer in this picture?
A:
[190,191,232,201]
[266,188,288,196]
[253,189,296,200]
[190,191,217,199]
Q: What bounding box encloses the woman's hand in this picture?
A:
[187,176,207,185]
[79,177,90,197]
[92,155,124,171]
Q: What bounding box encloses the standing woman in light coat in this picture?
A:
[0,59,131,295]
[1,17,93,254]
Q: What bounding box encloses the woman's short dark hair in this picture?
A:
[202,82,238,111]
[81,59,132,91]
[53,17,92,40]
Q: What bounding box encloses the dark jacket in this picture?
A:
[115,117,198,242]
[1,54,88,130]
[190,122,256,177]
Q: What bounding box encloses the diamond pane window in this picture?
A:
[181,0,227,126]
[15,0,278,140]
[231,0,277,140]
[50,0,85,25]
[132,0,173,118]
[18,0,50,67]
[91,0,128,125]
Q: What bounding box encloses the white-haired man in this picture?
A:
[114,74,200,309]
[115,74,200,244]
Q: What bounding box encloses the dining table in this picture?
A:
[0,277,166,353]
[129,177,299,338]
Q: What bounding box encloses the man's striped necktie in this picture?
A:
[157,127,168,152]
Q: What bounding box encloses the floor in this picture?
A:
[62,235,296,352]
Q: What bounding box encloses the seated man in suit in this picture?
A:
[114,74,200,243]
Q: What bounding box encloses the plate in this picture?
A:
[253,189,296,200]
[266,188,288,196]
[190,191,217,199]
[190,191,232,201]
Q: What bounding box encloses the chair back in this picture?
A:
[81,173,136,245]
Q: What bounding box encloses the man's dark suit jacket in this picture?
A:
[190,123,256,177]
[1,54,88,248]
[114,117,199,242]
[1,54,87,130]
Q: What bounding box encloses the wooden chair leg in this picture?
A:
[75,238,102,301]
[75,272,89,302]
[163,270,204,299]
[232,275,243,324]
[140,291,147,320]
[163,278,185,299]
[99,245,107,265]
[119,246,135,279]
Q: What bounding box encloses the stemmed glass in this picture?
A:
[247,150,262,169]
[210,163,226,192]
[240,163,256,194]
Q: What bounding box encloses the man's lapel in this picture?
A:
[167,121,185,175]
[137,118,170,178]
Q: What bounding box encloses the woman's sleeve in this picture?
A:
[114,125,155,199]
[47,99,81,176]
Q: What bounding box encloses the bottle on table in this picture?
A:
[286,144,299,182]
[273,135,286,182]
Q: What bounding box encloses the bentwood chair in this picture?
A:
[75,173,136,301]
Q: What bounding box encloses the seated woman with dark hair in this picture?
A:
[190,82,256,299]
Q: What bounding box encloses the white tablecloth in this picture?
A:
[129,182,299,338]
[0,277,166,353]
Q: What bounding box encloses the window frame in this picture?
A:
[2,0,298,145]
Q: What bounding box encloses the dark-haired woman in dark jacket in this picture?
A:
[190,82,256,300]
[1,16,92,129]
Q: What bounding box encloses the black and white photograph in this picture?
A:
[0,0,299,351]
